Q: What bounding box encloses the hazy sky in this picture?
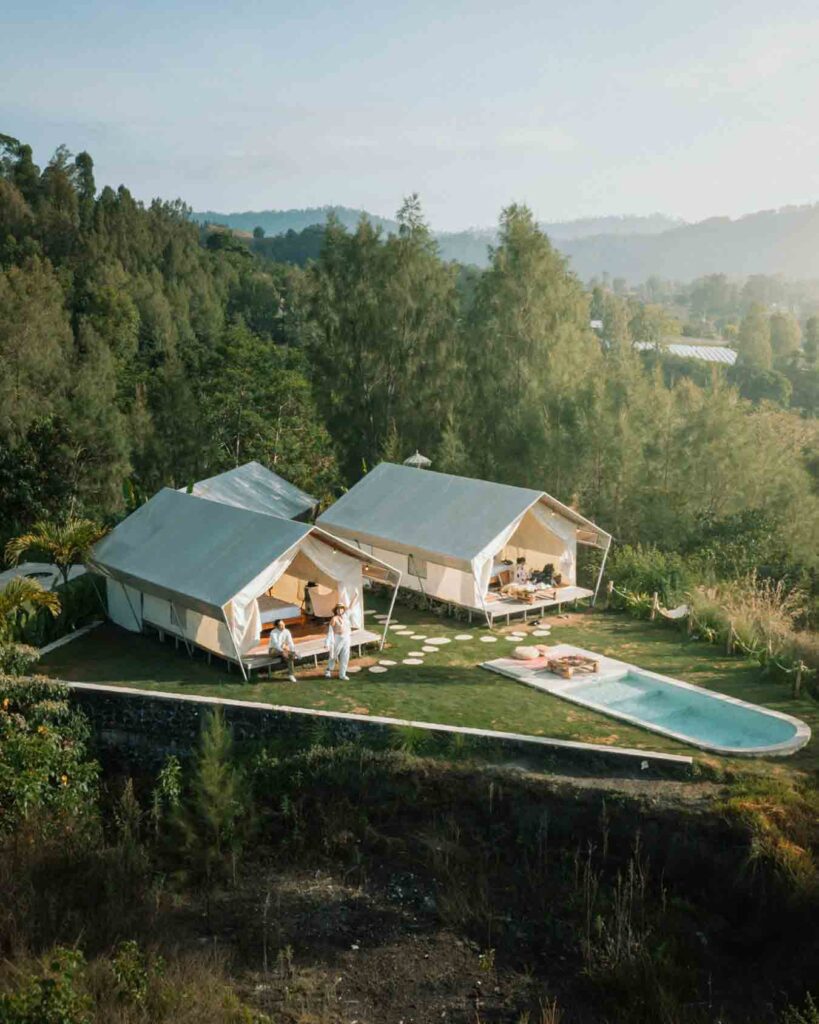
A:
[3,0,819,230]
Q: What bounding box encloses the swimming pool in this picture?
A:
[483,644,811,756]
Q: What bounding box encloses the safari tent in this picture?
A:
[91,488,398,678]
[317,463,611,624]
[184,461,317,521]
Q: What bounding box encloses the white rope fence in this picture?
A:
[604,580,815,697]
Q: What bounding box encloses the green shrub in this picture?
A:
[0,676,99,839]
[18,575,103,648]
[607,544,691,607]
[781,994,819,1024]
[0,641,40,676]
[0,946,92,1024]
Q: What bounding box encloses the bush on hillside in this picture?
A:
[607,544,691,607]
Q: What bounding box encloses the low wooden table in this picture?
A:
[546,654,600,679]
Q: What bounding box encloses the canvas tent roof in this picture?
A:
[317,463,609,569]
[185,461,317,519]
[91,488,315,619]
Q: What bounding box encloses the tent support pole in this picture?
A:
[381,570,402,650]
[592,536,612,607]
[170,602,194,657]
[222,608,248,682]
[119,581,142,632]
[472,569,493,630]
[87,572,108,618]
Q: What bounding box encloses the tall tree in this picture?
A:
[465,204,598,496]
[308,199,458,480]
[737,304,773,370]
[769,311,801,361]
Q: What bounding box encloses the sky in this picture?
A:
[3,0,819,231]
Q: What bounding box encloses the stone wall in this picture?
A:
[65,682,693,779]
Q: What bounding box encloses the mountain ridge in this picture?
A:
[193,204,819,281]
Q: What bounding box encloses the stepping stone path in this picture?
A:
[369,665,388,674]
[389,624,405,631]
[379,659,397,666]
[408,650,426,657]
[396,630,415,636]
[411,634,427,640]
[454,634,473,641]
[480,636,498,643]
[533,629,551,637]
[346,665,362,673]
[402,658,423,665]
[421,646,438,653]
[426,637,450,645]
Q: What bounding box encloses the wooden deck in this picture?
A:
[485,586,594,624]
[147,622,383,679]
[245,628,382,677]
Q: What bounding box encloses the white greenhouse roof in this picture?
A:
[317,463,609,567]
[185,461,317,519]
[634,341,737,365]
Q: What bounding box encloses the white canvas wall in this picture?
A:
[106,579,143,632]
[371,545,479,608]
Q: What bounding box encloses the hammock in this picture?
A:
[656,603,689,620]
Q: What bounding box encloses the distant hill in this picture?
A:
[194,204,819,281]
[560,205,819,282]
[192,205,399,236]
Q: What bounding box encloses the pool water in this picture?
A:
[567,671,800,752]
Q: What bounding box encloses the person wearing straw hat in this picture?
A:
[325,603,351,680]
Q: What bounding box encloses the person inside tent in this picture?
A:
[268,618,297,682]
[515,556,530,584]
[325,603,351,681]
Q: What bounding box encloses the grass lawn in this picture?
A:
[39,599,818,777]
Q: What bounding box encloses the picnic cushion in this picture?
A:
[513,646,540,660]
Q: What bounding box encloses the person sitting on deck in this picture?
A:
[514,557,529,584]
[325,603,351,681]
[268,618,297,682]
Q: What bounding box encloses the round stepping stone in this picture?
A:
[454,634,473,641]
[426,637,450,645]
[421,646,438,653]
[364,609,375,616]
[510,632,526,638]
[410,634,427,640]
[402,658,423,665]
[480,636,498,643]
[369,665,388,674]
[396,630,415,636]
[389,624,404,630]
[504,635,519,641]
[379,659,397,666]
[533,629,551,636]
[408,650,426,657]
[346,665,362,673]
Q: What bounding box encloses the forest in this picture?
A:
[2,135,818,584]
[2,135,819,1024]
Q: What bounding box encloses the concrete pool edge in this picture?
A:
[481,644,812,758]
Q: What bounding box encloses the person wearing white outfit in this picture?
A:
[325,603,351,680]
[268,619,297,682]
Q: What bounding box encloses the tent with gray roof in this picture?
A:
[91,488,396,677]
[185,461,317,520]
[317,463,611,622]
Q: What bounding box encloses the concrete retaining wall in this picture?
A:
[63,681,694,779]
